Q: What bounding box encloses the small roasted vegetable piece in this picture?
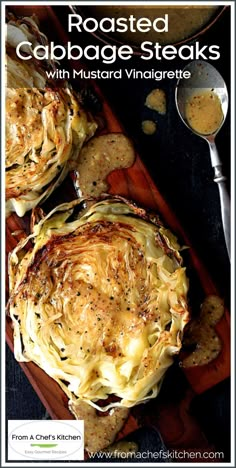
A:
[182,295,224,367]
[69,400,130,453]
[8,196,189,413]
[5,16,97,217]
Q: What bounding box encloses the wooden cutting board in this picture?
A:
[5,4,230,457]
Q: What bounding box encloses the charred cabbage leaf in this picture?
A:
[5,15,97,217]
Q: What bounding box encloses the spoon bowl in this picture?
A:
[175,60,230,259]
[176,60,228,137]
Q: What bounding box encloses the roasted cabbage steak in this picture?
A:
[8,197,189,412]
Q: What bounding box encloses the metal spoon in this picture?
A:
[175,60,230,259]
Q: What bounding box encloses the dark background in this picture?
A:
[6,4,231,462]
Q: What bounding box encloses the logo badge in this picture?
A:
[8,420,84,461]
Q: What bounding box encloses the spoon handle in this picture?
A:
[208,140,230,259]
